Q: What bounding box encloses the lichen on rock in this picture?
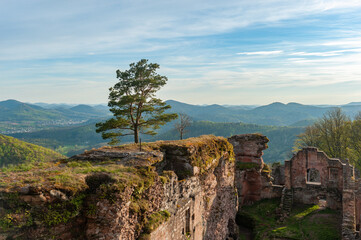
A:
[0,134,270,240]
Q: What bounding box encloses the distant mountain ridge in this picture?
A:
[0,99,66,121]
[0,99,111,134]
[165,100,361,126]
[2,99,361,135]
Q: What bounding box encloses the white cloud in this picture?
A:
[1,0,361,60]
[289,51,339,57]
[1,0,361,104]
[237,51,283,56]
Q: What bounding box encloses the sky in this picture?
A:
[1,0,361,105]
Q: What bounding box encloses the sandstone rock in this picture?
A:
[50,189,68,201]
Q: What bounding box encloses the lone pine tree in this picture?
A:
[96,59,178,144]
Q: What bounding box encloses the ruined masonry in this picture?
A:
[1,134,360,239]
[282,147,361,240]
[0,134,275,240]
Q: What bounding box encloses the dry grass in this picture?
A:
[0,135,233,194]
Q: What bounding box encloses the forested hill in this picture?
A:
[166,100,361,126]
[10,120,304,163]
[0,134,65,167]
[153,121,305,163]
[0,99,111,134]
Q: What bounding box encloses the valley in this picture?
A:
[3,99,361,164]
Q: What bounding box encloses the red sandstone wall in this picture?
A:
[227,134,278,206]
[285,147,347,210]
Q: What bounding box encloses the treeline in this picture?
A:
[295,108,361,169]
[0,134,64,167]
[10,122,106,156]
[152,121,304,163]
[10,120,304,163]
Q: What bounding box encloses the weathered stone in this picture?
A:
[0,134,281,240]
[228,134,278,206]
[283,147,361,239]
[49,189,68,201]
[19,186,30,195]
[71,149,164,166]
[19,193,48,205]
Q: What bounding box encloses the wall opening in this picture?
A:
[185,208,191,235]
[329,168,338,182]
[307,168,320,183]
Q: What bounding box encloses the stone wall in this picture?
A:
[228,134,282,206]
[284,147,345,209]
[272,164,285,185]
[0,134,278,240]
[150,137,238,240]
[282,147,361,239]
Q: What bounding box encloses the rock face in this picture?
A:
[148,136,238,240]
[2,135,260,240]
[228,134,278,206]
[0,134,285,240]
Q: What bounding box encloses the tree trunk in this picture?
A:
[180,131,183,140]
[134,127,139,143]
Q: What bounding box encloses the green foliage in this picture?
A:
[10,120,106,157]
[295,108,361,170]
[292,205,319,219]
[262,163,271,173]
[0,214,14,229]
[96,59,178,144]
[237,199,341,240]
[10,119,304,163]
[0,193,33,231]
[0,134,64,167]
[154,121,304,163]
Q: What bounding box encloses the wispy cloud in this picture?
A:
[1,0,361,104]
[237,51,283,56]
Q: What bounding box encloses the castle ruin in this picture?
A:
[1,134,361,239]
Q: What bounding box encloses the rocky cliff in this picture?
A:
[0,134,273,240]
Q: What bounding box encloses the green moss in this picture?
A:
[292,205,319,220]
[159,176,168,184]
[98,184,120,203]
[188,137,234,174]
[159,136,234,176]
[86,203,97,216]
[0,194,33,231]
[142,210,171,234]
[42,194,85,226]
[236,162,260,170]
[262,163,271,173]
[0,214,14,230]
[129,201,141,214]
[237,199,341,240]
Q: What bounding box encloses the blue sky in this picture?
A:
[1,0,361,105]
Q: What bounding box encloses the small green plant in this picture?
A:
[0,214,14,230]
[43,194,85,226]
[85,204,96,216]
[236,162,260,170]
